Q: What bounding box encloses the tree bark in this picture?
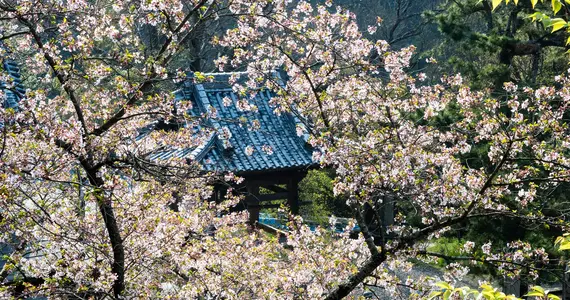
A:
[88,171,125,298]
[98,197,125,298]
[324,201,387,299]
[324,252,387,300]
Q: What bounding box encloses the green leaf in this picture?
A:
[531,0,539,8]
[428,291,443,300]
[527,12,547,22]
[560,241,570,250]
[525,286,546,298]
[483,290,496,299]
[435,282,453,290]
[549,294,562,300]
[553,0,562,13]
[550,18,567,32]
[492,0,503,10]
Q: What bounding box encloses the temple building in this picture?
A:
[145,72,317,224]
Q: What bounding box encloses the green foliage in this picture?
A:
[524,285,562,299]
[299,169,349,225]
[429,282,522,299]
[555,233,570,251]
[420,2,570,288]
[429,278,563,299]
[426,0,569,89]
[430,234,570,299]
[427,237,466,267]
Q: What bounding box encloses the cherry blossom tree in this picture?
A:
[1,0,570,299]
[0,0,368,298]
[218,0,570,297]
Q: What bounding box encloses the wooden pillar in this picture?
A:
[77,176,87,217]
[504,276,521,297]
[381,193,395,231]
[219,187,227,203]
[287,176,300,215]
[246,183,260,225]
[562,264,570,300]
[211,184,227,204]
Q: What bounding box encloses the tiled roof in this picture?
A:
[146,72,315,173]
[1,59,24,109]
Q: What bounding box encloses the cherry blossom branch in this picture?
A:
[343,211,529,299]
[325,211,513,299]
[326,87,516,300]
[0,30,29,40]
[324,251,387,300]
[0,241,26,281]
[0,119,6,159]
[274,44,332,130]
[478,141,513,196]
[454,140,513,223]
[91,0,211,137]
[15,16,89,138]
[351,201,382,255]
[417,250,560,276]
[156,0,209,62]
[507,157,570,170]
[364,275,424,297]
[492,175,570,186]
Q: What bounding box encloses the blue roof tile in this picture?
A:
[184,72,314,173]
[141,72,315,173]
[1,59,24,110]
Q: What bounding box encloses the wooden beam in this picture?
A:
[228,194,293,212]
[258,192,289,202]
[263,184,288,193]
[244,170,307,185]
[249,203,283,209]
[249,203,309,209]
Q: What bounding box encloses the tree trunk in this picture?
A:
[97,198,125,298]
[531,51,540,84]
[88,171,125,298]
[324,252,387,300]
